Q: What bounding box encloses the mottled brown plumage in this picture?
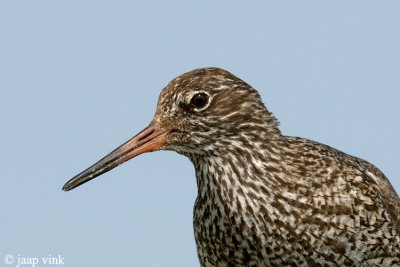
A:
[64,67,400,266]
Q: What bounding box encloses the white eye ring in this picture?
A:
[188,91,211,111]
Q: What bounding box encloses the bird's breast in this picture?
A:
[193,193,265,267]
[192,157,271,266]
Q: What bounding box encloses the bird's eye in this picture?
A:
[190,93,209,109]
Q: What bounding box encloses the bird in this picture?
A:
[63,67,400,266]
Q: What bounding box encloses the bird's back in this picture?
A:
[281,136,400,264]
[193,135,400,266]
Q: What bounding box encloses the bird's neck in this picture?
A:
[191,137,287,219]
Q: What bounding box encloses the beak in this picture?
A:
[62,123,168,191]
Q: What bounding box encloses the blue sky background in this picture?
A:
[1,1,399,266]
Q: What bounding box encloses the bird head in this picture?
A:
[63,67,279,191]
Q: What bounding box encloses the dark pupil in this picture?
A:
[191,93,208,108]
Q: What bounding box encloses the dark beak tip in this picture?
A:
[62,183,72,191]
